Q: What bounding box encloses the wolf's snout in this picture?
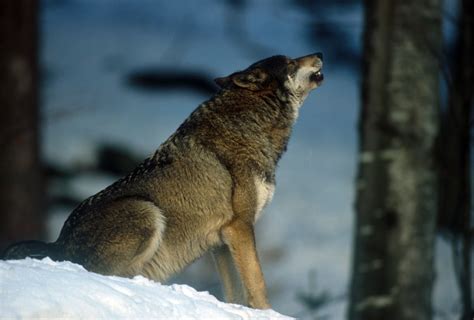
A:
[296,52,324,84]
[295,53,323,69]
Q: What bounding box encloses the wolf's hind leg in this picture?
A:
[63,198,166,277]
[119,199,166,277]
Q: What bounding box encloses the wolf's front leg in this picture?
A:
[221,220,270,309]
[212,245,246,304]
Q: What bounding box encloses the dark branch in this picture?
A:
[126,68,219,96]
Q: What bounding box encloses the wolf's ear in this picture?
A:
[215,69,267,90]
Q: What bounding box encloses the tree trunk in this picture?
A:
[349,0,441,319]
[0,1,44,252]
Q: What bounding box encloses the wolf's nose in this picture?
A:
[315,52,323,61]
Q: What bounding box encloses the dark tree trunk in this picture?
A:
[0,1,44,252]
[349,0,441,319]
[438,0,474,318]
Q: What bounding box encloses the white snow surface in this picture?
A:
[0,258,292,320]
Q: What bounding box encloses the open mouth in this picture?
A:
[310,70,324,83]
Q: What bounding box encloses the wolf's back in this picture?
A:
[2,240,60,260]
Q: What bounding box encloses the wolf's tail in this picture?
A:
[2,240,60,260]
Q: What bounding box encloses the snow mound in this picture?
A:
[0,258,292,319]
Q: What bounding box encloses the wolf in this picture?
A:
[3,53,324,309]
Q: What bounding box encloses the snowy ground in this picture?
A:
[0,258,292,320]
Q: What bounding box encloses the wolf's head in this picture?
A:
[215,53,323,106]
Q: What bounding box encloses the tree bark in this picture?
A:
[0,1,44,252]
[349,0,441,319]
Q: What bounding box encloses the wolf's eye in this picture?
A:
[287,62,297,73]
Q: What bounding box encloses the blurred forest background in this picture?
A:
[0,0,472,319]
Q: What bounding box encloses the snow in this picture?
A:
[0,258,292,320]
